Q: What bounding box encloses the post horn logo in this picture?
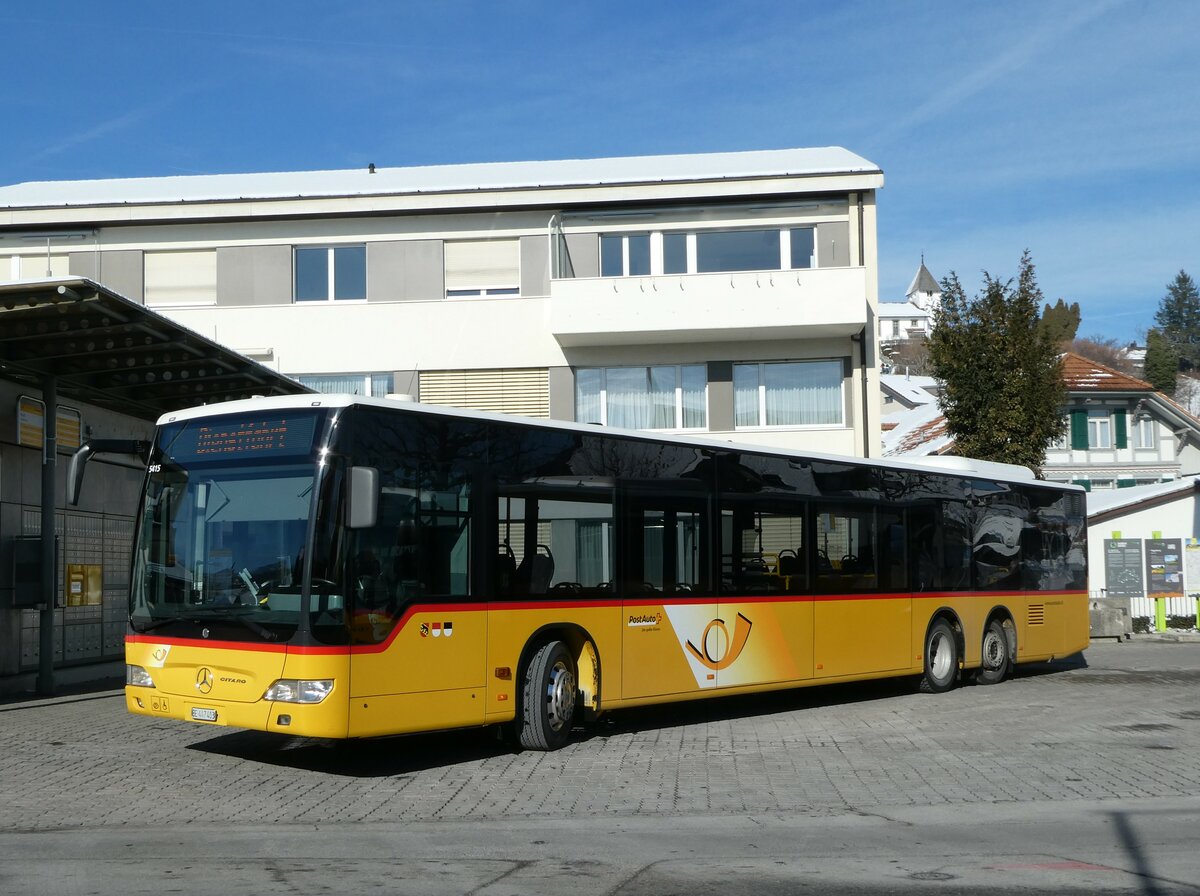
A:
[195,667,214,694]
[685,612,753,671]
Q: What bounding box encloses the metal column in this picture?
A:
[37,375,57,697]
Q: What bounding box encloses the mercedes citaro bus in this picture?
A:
[118,395,1088,750]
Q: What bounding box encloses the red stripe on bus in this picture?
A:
[129,589,1085,656]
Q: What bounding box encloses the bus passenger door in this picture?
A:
[812,503,911,678]
[620,487,715,699]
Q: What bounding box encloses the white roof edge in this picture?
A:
[1087,475,1200,516]
[159,394,1068,490]
[0,147,881,210]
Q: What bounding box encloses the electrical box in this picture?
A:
[11,536,60,608]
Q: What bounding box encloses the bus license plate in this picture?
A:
[191,707,218,722]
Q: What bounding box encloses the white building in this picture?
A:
[878,260,939,351]
[0,147,885,457]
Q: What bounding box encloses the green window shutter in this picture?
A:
[1117,478,1136,488]
[1114,410,1128,449]
[1077,479,1092,492]
[1070,409,1089,450]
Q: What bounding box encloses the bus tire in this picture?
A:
[517,640,577,751]
[974,618,1011,685]
[921,618,959,693]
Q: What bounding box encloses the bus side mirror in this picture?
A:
[347,466,379,529]
[67,439,150,506]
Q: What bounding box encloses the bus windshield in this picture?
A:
[131,461,316,641]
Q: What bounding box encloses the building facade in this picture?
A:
[0,147,885,458]
[883,352,1200,489]
[878,260,939,357]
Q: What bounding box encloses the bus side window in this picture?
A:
[497,491,614,597]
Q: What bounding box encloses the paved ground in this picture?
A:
[1,637,1199,893]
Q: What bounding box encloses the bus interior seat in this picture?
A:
[515,544,555,594]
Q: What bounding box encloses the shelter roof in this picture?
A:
[0,278,312,420]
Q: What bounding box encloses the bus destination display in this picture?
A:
[166,413,319,461]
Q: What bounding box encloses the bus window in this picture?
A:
[719,498,807,595]
[972,493,1025,591]
[813,502,882,593]
[339,468,471,644]
[621,486,711,596]
[496,491,615,597]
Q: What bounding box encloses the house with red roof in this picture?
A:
[884,352,1200,490]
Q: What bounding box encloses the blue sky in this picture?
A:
[2,0,1196,341]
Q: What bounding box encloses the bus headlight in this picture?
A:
[263,679,334,704]
[126,665,155,688]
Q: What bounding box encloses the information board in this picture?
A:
[1145,538,1184,598]
[1103,538,1144,598]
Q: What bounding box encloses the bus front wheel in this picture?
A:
[921,619,959,693]
[518,640,578,751]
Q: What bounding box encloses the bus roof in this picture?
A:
[156,393,1077,492]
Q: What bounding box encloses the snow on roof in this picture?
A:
[877,300,931,320]
[0,147,880,209]
[880,374,939,405]
[1087,476,1200,518]
[882,402,954,457]
[1061,352,1152,392]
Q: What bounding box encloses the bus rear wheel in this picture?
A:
[518,640,578,751]
[974,618,1011,686]
[921,618,959,693]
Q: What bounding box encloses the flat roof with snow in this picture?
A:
[0,147,881,210]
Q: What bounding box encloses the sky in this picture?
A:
[1,0,1196,342]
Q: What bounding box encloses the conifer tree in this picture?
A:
[928,251,1065,473]
[1144,328,1181,396]
[1039,298,1081,346]
[1154,270,1200,368]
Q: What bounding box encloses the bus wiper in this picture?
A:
[132,609,276,642]
[229,611,278,642]
[130,614,186,634]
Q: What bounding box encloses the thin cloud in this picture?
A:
[31,87,205,162]
[874,0,1128,147]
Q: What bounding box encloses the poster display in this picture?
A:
[1103,538,1144,598]
[1145,538,1184,599]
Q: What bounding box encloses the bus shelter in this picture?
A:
[0,277,312,695]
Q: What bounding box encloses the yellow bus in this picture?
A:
[121,395,1088,750]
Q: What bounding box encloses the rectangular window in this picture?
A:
[720,498,807,595]
[575,365,707,430]
[19,253,69,279]
[294,246,366,301]
[296,373,392,396]
[444,239,520,296]
[600,233,650,277]
[813,504,905,593]
[789,228,815,269]
[696,229,780,273]
[419,368,549,418]
[663,232,688,274]
[144,249,217,306]
[1087,410,1112,449]
[622,485,711,596]
[733,360,844,427]
[1133,416,1156,449]
[496,491,614,597]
